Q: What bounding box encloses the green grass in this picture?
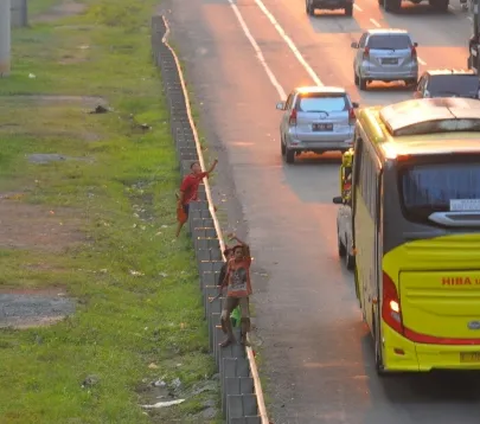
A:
[28,0,64,16]
[0,0,220,423]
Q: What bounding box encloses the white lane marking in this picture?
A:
[369,18,381,27]
[252,0,324,86]
[418,57,427,65]
[448,4,454,10]
[226,0,287,98]
[467,15,473,21]
[354,4,363,11]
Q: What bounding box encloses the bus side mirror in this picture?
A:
[332,196,343,204]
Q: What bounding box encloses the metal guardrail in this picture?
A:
[151,15,270,424]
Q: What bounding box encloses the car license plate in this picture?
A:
[382,58,398,65]
[312,123,333,131]
[460,352,480,363]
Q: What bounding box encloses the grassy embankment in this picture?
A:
[0,0,219,422]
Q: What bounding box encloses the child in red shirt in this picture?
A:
[219,233,252,347]
[175,159,218,238]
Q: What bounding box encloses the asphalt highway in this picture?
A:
[162,0,480,422]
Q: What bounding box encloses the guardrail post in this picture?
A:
[152,15,268,423]
[204,285,218,317]
[227,394,258,421]
[200,270,219,290]
[223,377,254,418]
[210,313,221,351]
[230,417,262,424]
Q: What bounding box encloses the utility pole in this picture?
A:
[0,0,11,77]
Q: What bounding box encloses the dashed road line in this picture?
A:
[252,0,324,86]
[354,4,363,11]
[227,0,429,97]
[226,0,287,98]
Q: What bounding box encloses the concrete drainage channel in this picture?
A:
[151,15,269,424]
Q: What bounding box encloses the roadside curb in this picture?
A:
[151,15,269,424]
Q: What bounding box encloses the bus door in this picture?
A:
[362,157,380,332]
[372,172,383,330]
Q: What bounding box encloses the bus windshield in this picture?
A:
[400,160,480,221]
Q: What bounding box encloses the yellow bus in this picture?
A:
[349,97,480,374]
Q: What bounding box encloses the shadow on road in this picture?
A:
[360,333,480,410]
[279,152,341,202]
[307,11,363,33]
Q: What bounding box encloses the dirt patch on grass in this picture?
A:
[2,95,107,108]
[0,95,106,142]
[0,287,75,329]
[0,194,85,253]
[0,286,67,296]
[32,1,87,23]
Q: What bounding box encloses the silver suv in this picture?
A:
[276,87,358,164]
[351,29,418,91]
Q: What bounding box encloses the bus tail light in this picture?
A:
[381,271,404,335]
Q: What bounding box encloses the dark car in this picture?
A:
[306,0,354,16]
[414,70,479,99]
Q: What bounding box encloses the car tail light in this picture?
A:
[410,46,417,59]
[363,47,370,60]
[381,271,404,335]
[348,108,356,125]
[288,109,297,126]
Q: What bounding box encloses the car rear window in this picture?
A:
[367,34,411,50]
[297,94,348,112]
[428,75,479,98]
[400,159,480,222]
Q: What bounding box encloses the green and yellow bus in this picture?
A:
[349,97,480,374]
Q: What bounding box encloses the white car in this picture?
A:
[276,86,358,164]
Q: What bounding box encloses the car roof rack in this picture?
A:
[379,98,480,137]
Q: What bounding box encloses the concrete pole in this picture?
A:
[0,0,11,77]
[19,0,28,27]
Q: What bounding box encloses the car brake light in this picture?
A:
[363,47,370,60]
[410,46,417,59]
[348,108,356,125]
[381,271,404,335]
[288,109,297,126]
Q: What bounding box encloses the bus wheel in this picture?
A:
[373,313,387,376]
